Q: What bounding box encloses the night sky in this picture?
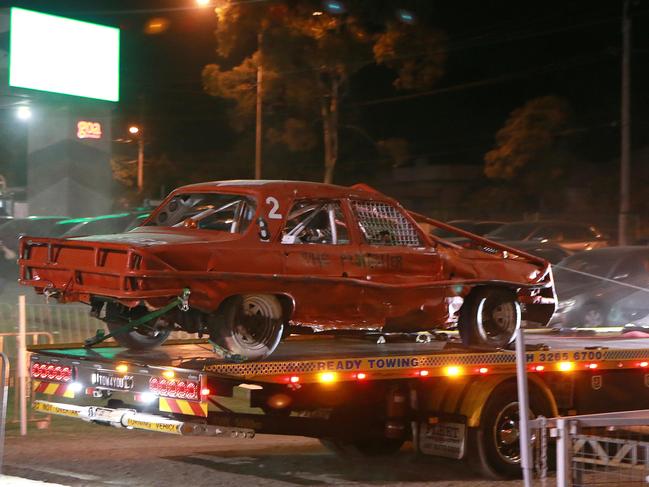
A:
[4,0,649,178]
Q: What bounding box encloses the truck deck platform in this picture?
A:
[28,329,649,384]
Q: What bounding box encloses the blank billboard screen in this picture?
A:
[9,8,120,102]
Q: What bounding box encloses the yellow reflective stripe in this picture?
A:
[44,383,59,395]
[32,380,41,391]
[177,400,195,416]
[200,402,208,416]
[158,397,172,413]
[62,386,76,399]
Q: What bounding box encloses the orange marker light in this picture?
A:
[533,365,545,372]
[318,372,337,384]
[558,362,575,372]
[162,370,175,380]
[201,388,211,396]
[478,367,489,374]
[289,376,300,383]
[356,373,367,380]
[445,366,463,377]
[586,363,598,370]
[418,370,429,377]
[639,362,649,368]
[116,364,128,374]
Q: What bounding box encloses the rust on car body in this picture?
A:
[18,180,556,357]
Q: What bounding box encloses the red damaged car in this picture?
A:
[19,181,556,359]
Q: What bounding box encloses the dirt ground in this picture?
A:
[2,419,528,487]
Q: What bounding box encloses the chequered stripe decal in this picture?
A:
[159,397,208,417]
[32,380,75,398]
[203,348,649,378]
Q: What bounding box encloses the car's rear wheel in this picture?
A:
[459,287,521,348]
[105,303,171,350]
[208,294,284,361]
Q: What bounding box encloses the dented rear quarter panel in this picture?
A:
[18,180,555,331]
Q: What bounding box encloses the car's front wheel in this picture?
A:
[208,294,284,361]
[459,287,521,348]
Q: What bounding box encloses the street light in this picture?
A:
[127,126,144,193]
[196,0,211,6]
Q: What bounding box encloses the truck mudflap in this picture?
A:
[33,400,255,438]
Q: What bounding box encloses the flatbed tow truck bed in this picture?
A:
[27,329,649,479]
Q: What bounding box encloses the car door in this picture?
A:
[344,199,445,332]
[280,199,359,327]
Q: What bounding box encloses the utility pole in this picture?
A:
[255,31,263,180]
[619,0,631,245]
[137,134,145,193]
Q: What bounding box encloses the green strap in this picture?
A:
[208,340,247,363]
[84,288,190,348]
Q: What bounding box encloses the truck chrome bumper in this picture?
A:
[33,400,255,438]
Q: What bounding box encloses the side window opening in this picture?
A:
[282,200,349,245]
[351,200,422,247]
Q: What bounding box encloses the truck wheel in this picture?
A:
[209,294,284,361]
[106,319,171,350]
[320,438,404,457]
[459,287,520,348]
[467,381,551,479]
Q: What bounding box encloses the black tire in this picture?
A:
[208,294,284,361]
[459,287,521,348]
[319,437,404,457]
[580,304,605,327]
[467,381,552,479]
[106,319,171,350]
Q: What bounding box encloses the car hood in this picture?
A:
[71,227,240,247]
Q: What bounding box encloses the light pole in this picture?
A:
[129,125,144,193]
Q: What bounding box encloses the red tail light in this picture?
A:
[148,376,199,400]
[30,362,73,383]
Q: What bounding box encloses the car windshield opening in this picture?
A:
[147,193,256,233]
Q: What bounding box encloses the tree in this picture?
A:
[483,96,582,212]
[485,96,573,180]
[203,1,446,183]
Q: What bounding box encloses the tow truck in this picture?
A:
[27,328,649,479]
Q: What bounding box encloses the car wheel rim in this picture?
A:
[477,299,518,342]
[493,402,535,465]
[234,295,280,349]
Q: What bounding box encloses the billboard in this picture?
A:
[9,7,119,102]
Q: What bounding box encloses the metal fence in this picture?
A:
[0,302,106,346]
[531,410,649,487]
[0,352,8,474]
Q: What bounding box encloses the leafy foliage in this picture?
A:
[202,1,447,183]
[485,96,573,180]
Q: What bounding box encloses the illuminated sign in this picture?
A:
[9,8,120,102]
[77,121,103,140]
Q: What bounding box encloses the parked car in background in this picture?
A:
[435,220,570,263]
[0,216,69,256]
[551,246,649,327]
[484,220,609,253]
[60,212,150,238]
[431,220,505,241]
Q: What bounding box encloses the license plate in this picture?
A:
[91,372,134,391]
[418,421,466,459]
